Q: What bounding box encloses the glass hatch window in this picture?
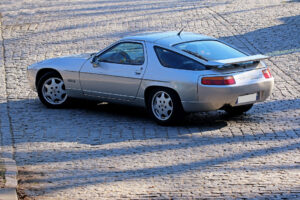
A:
[174,40,246,61]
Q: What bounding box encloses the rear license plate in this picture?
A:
[237,93,258,104]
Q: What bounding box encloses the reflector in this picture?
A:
[201,76,236,85]
[262,69,272,79]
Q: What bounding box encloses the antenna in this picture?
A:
[177,27,184,36]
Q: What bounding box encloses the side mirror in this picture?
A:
[92,62,100,68]
[91,55,97,63]
[91,56,101,68]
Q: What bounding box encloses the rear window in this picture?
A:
[154,46,206,71]
[174,40,246,61]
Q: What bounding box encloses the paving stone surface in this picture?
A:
[0,0,299,199]
[0,159,5,188]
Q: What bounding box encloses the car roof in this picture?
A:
[121,31,216,46]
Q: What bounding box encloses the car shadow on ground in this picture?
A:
[12,97,299,197]
[0,97,298,147]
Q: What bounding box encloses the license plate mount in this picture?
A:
[236,93,258,104]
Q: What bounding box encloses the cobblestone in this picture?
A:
[0,0,299,199]
[0,159,5,188]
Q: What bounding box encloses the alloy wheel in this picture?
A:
[42,77,67,105]
[151,91,173,121]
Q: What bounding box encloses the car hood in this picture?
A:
[29,53,93,70]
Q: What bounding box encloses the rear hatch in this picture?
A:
[203,54,270,85]
[198,54,273,108]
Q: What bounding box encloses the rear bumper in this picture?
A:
[182,77,274,112]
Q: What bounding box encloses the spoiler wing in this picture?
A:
[206,54,270,69]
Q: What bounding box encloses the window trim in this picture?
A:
[154,46,207,71]
[97,41,145,66]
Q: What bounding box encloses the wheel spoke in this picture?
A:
[58,81,64,88]
[57,87,66,94]
[162,109,169,117]
[165,104,173,112]
[50,78,55,87]
[44,84,50,89]
[58,92,67,101]
[155,98,160,105]
[157,109,163,116]
[153,104,160,110]
[165,96,171,104]
[45,91,52,97]
[161,92,167,101]
[157,95,163,103]
[46,93,54,101]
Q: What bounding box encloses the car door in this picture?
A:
[79,41,147,101]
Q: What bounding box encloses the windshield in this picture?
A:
[174,40,246,61]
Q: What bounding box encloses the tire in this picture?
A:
[147,88,184,125]
[224,104,253,116]
[37,71,70,108]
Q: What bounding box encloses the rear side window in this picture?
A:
[154,46,206,70]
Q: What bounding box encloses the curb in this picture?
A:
[0,188,18,200]
[0,104,18,200]
[0,97,18,200]
[0,13,18,200]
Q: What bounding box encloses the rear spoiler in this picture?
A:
[206,54,270,69]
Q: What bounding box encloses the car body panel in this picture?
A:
[121,31,214,46]
[193,73,274,112]
[27,54,90,97]
[79,59,147,101]
[27,31,274,113]
[79,40,148,101]
[137,42,200,102]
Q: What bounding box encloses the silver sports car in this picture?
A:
[27,31,274,125]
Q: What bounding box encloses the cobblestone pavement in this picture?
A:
[0,0,300,199]
[0,159,5,188]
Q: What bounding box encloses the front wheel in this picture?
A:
[147,88,184,125]
[224,104,253,116]
[37,71,70,108]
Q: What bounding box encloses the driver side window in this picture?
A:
[98,42,144,65]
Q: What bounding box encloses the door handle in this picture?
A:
[135,67,143,75]
[135,71,142,75]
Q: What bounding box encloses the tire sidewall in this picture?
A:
[37,72,68,108]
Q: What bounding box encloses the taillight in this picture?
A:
[262,68,272,79]
[201,76,236,85]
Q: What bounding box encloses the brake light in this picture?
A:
[201,76,236,85]
[262,68,272,79]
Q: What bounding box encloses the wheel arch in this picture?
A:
[144,85,183,106]
[35,68,63,88]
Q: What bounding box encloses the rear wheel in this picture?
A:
[147,88,184,125]
[37,71,69,108]
[224,104,253,115]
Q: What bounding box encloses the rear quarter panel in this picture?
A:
[137,42,201,103]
